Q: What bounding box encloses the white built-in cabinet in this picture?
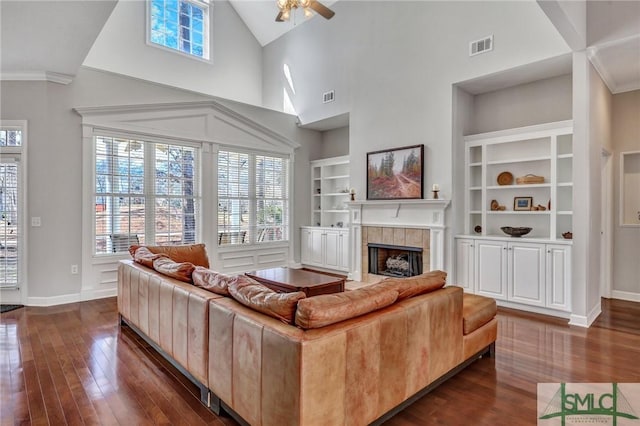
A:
[302,155,351,273]
[456,121,573,316]
[311,155,350,228]
[456,238,571,313]
[301,226,349,272]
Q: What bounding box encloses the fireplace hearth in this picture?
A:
[368,243,423,278]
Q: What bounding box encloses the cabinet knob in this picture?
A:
[547,250,551,253]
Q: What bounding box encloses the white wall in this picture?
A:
[83,0,263,105]
[612,90,640,297]
[263,1,570,275]
[0,68,320,303]
[317,126,349,160]
[471,74,572,134]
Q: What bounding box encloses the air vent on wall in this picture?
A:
[323,90,335,103]
[469,35,493,56]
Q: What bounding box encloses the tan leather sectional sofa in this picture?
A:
[118,255,497,426]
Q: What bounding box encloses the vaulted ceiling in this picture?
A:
[0,0,638,95]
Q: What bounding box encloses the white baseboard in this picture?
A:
[81,287,117,301]
[27,293,81,307]
[496,300,571,320]
[25,288,116,307]
[611,290,640,302]
[569,302,602,328]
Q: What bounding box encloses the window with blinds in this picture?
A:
[218,150,289,245]
[0,127,23,289]
[94,136,200,254]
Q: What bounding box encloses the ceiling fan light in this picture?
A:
[299,0,311,8]
[303,7,313,18]
[282,9,290,20]
[276,0,287,10]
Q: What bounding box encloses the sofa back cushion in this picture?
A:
[132,246,169,269]
[295,286,398,329]
[130,243,209,268]
[152,257,196,283]
[369,270,447,301]
[192,266,234,296]
[228,275,306,324]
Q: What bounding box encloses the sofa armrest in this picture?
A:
[118,260,222,386]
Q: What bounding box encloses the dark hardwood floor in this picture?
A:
[1,297,639,425]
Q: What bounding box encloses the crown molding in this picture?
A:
[0,71,74,85]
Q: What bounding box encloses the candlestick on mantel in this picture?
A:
[432,184,439,199]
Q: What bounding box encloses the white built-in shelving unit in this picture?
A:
[456,120,574,317]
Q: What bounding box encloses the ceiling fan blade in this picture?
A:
[275,11,285,22]
[309,1,335,19]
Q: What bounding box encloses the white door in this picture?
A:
[509,242,545,307]
[475,240,507,300]
[324,230,340,269]
[310,229,324,265]
[546,244,571,311]
[300,228,311,264]
[455,238,475,292]
[338,231,349,271]
[0,123,25,305]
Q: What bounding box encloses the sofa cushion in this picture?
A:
[295,286,398,329]
[369,270,447,301]
[228,275,306,324]
[132,246,169,269]
[129,243,209,268]
[192,266,233,296]
[462,293,497,335]
[152,256,196,283]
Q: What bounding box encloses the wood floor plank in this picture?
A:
[2,297,640,425]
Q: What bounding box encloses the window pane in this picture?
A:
[0,130,22,147]
[150,0,208,59]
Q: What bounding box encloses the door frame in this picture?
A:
[600,148,613,299]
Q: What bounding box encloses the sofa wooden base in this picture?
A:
[119,315,216,412]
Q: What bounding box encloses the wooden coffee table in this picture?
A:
[246,267,345,297]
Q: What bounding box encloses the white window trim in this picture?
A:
[216,148,291,247]
[0,120,28,304]
[146,0,213,64]
[91,131,203,257]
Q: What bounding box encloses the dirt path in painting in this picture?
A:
[395,173,421,198]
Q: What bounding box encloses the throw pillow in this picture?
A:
[132,246,169,269]
[152,257,196,283]
[370,270,447,301]
[228,275,306,324]
[295,286,398,329]
[192,266,233,296]
[129,243,209,268]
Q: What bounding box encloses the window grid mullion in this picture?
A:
[145,143,156,245]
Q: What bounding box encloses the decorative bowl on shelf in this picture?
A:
[501,226,532,237]
[497,171,514,186]
[562,232,573,239]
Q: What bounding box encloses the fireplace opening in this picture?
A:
[368,243,423,278]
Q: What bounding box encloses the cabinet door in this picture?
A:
[338,231,350,271]
[546,244,571,311]
[475,240,507,300]
[300,229,312,264]
[309,229,324,265]
[508,242,545,307]
[455,239,475,292]
[324,231,340,269]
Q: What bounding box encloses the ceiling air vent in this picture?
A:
[323,90,335,103]
[469,35,493,57]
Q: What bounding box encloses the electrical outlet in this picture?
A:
[71,264,79,274]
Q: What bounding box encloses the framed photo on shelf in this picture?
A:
[366,144,424,200]
[513,196,533,211]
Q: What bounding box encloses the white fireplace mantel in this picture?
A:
[347,199,450,281]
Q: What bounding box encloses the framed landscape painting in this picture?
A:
[367,144,424,200]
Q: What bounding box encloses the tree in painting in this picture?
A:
[367,145,423,199]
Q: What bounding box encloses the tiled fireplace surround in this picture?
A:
[361,227,431,282]
[348,200,450,282]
